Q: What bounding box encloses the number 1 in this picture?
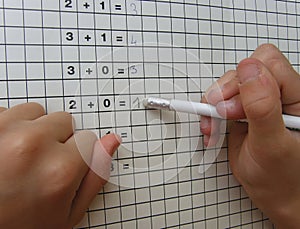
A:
[100,1,105,10]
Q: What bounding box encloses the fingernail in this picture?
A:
[91,141,112,180]
[115,134,123,144]
[239,63,260,84]
[216,99,235,117]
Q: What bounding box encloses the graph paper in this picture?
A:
[1,0,299,228]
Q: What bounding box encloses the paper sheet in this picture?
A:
[1,0,299,228]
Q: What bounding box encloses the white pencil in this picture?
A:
[143,97,300,130]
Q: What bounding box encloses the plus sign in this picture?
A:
[87,102,95,109]
[84,35,92,42]
[86,68,93,75]
[83,2,90,9]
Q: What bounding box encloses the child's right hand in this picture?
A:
[200,44,300,228]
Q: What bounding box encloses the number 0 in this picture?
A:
[103,99,111,108]
[102,66,109,74]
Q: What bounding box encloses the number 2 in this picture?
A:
[65,0,72,8]
[69,100,77,110]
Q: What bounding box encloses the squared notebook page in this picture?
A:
[1,0,299,228]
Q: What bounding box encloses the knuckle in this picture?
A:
[255,44,288,70]
[267,57,291,76]
[23,102,46,115]
[7,123,51,157]
[54,111,74,126]
[10,128,41,156]
[57,111,73,120]
[224,69,237,77]
[256,43,279,57]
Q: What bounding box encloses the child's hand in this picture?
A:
[0,103,121,229]
[200,44,300,228]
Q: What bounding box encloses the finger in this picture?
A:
[205,70,239,105]
[237,58,286,148]
[35,112,74,143]
[69,134,121,226]
[215,94,245,119]
[200,116,221,147]
[64,130,98,182]
[200,70,239,147]
[0,102,45,121]
[227,121,248,182]
[251,44,300,110]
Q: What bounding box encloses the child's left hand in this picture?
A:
[0,103,121,229]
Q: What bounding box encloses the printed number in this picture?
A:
[66,32,74,41]
[102,66,109,75]
[100,1,105,10]
[69,100,77,110]
[67,66,75,75]
[130,3,138,14]
[103,98,111,108]
[101,33,107,42]
[65,0,72,8]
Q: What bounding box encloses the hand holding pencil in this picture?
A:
[201,44,300,228]
[143,44,300,228]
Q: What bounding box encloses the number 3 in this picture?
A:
[66,32,74,41]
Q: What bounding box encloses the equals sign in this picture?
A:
[115,4,122,10]
[118,68,125,74]
[119,101,126,107]
[123,164,130,169]
[116,36,123,42]
[121,132,127,138]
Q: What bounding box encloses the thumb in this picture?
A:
[70,133,121,226]
[237,58,286,145]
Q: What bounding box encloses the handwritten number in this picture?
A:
[131,35,137,45]
[130,3,138,14]
[130,65,137,74]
